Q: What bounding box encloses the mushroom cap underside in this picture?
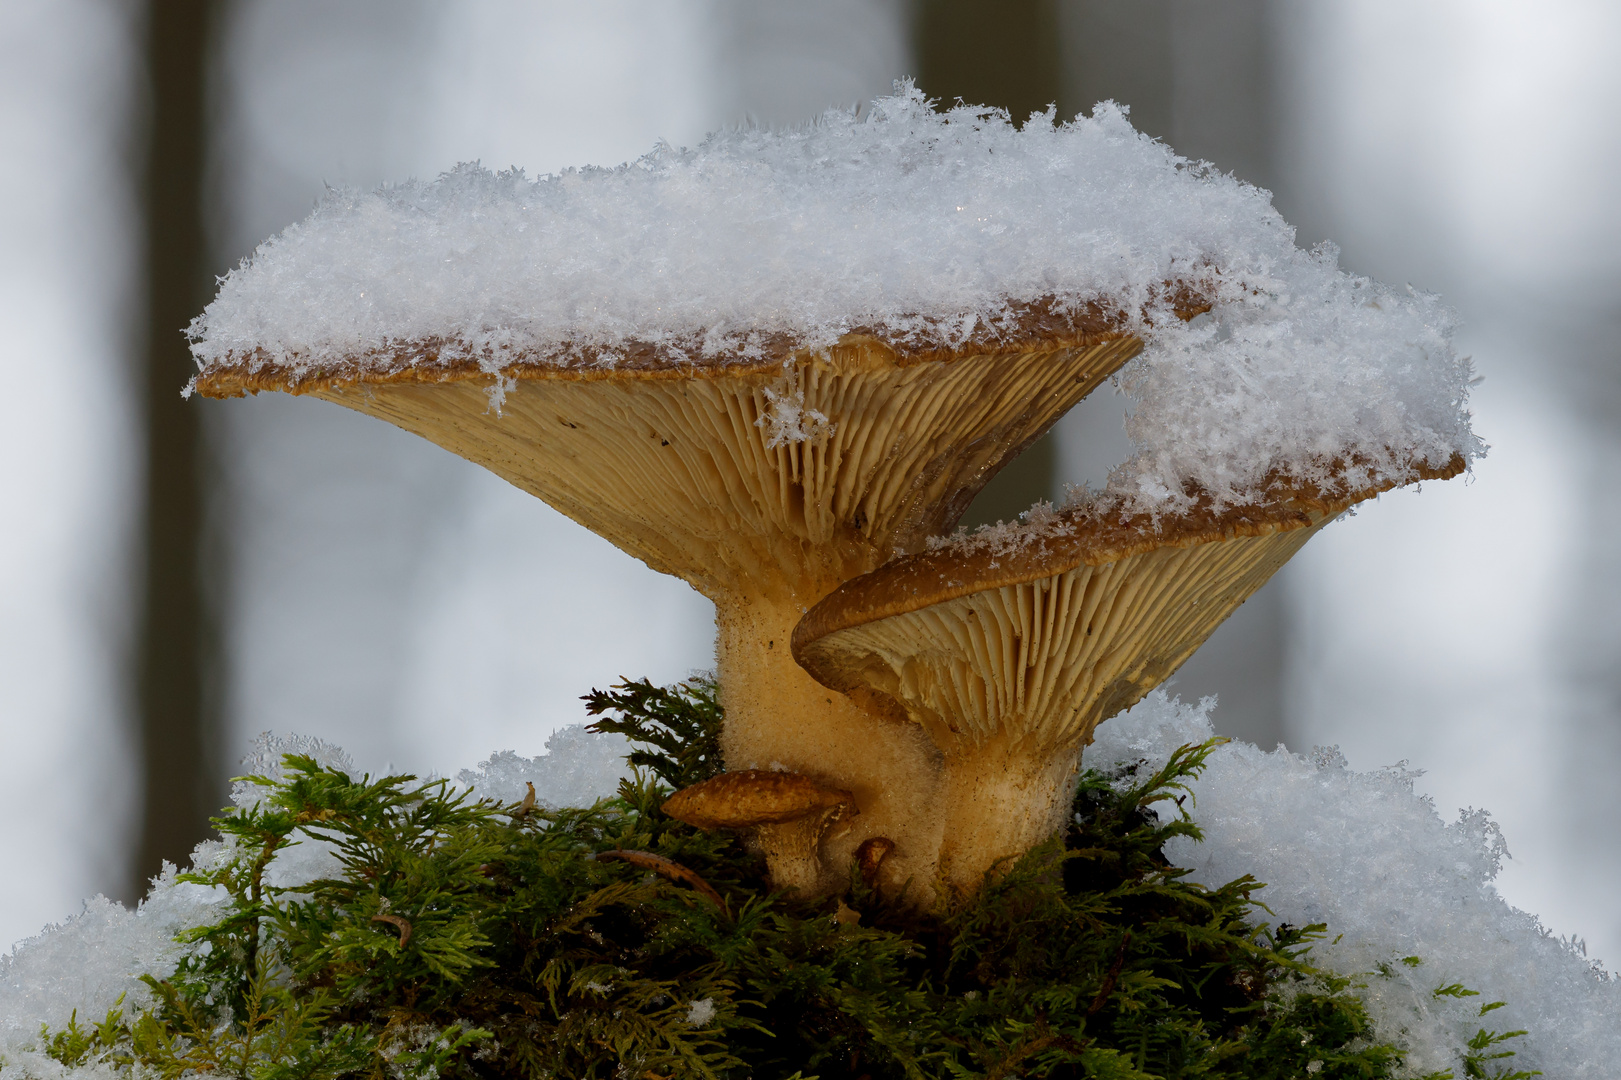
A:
[794,455,1468,642]
[662,770,857,831]
[194,317,1161,598]
[791,456,1467,748]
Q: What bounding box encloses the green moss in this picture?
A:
[32,677,1533,1080]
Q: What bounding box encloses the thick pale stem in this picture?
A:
[716,594,943,895]
[934,737,1082,898]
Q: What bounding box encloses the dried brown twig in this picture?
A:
[595,850,727,911]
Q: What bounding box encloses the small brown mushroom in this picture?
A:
[663,770,858,895]
[794,459,1466,896]
[855,837,897,892]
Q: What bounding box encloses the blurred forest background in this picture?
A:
[3,0,1618,967]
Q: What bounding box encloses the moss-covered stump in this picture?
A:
[33,679,1530,1080]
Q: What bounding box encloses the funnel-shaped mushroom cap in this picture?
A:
[192,313,1151,598]
[794,458,1467,742]
[189,86,1479,601]
[793,456,1466,894]
[663,770,857,895]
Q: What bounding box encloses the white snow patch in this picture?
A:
[190,83,1480,508]
[456,724,633,808]
[755,368,834,449]
[0,873,222,1057]
[0,734,371,1056]
[684,997,716,1028]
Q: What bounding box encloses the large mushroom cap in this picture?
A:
[191,309,1153,596]
[186,87,1478,595]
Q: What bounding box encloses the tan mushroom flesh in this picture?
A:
[193,304,1171,875]
[662,769,858,895]
[793,458,1466,896]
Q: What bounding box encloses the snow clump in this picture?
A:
[456,723,634,808]
[189,81,1480,509]
[685,997,717,1028]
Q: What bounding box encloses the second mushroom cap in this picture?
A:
[792,459,1466,896]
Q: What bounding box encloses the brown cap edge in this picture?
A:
[792,453,1468,670]
[188,291,1208,399]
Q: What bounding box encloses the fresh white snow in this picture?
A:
[455,724,634,808]
[189,83,1480,510]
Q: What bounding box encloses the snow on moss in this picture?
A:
[456,724,633,809]
[0,877,221,1061]
[1091,692,1620,1079]
[189,82,1479,506]
[0,735,357,1048]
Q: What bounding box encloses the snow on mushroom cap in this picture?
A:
[189,80,1481,505]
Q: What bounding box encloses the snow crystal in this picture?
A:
[685,997,717,1027]
[1090,692,1621,1079]
[190,82,1480,506]
[456,724,633,808]
[924,498,1071,557]
[755,369,835,449]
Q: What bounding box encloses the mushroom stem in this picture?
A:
[934,736,1083,897]
[755,819,835,894]
[715,594,944,887]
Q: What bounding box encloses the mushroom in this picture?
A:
[792,459,1465,897]
[854,836,897,893]
[191,302,1195,881]
[662,769,858,895]
[185,89,1483,906]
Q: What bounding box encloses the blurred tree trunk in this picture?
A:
[132,0,221,897]
[915,0,1062,530]
[1060,0,1286,748]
